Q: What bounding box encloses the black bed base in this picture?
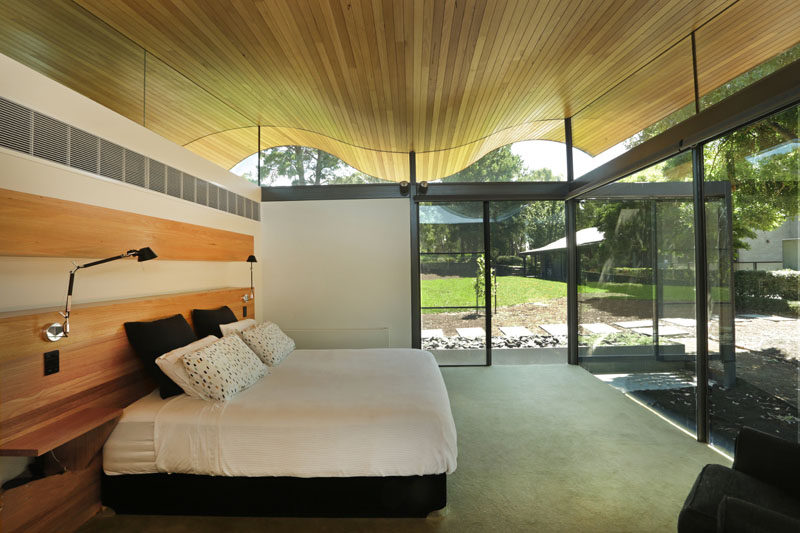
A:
[102,472,446,518]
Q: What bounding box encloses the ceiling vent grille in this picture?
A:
[182,173,196,202]
[148,160,166,193]
[33,112,68,165]
[124,149,146,188]
[0,98,32,154]
[69,128,99,174]
[0,97,256,221]
[195,179,208,206]
[99,139,124,181]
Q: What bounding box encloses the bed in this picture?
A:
[102,347,457,517]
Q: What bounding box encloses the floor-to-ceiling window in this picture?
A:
[703,104,799,450]
[576,153,699,434]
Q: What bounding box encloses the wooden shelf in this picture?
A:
[0,407,121,457]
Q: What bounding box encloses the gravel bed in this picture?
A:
[423,335,566,350]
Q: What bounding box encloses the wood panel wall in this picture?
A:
[0,288,253,446]
[0,188,254,261]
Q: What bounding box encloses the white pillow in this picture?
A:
[240,321,295,366]
[219,318,256,337]
[155,335,219,398]
[182,335,268,402]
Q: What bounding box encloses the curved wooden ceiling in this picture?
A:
[1,0,798,181]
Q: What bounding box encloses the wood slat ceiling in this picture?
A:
[1,0,797,181]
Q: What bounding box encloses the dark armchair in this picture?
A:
[678,427,800,533]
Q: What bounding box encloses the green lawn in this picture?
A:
[420,275,701,312]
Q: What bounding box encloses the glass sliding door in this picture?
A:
[419,202,487,365]
[490,201,567,364]
[577,152,699,435]
[703,104,799,451]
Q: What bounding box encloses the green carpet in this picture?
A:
[78,365,728,532]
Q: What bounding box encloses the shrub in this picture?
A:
[495,255,523,266]
[735,269,800,301]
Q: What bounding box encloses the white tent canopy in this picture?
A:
[521,227,605,254]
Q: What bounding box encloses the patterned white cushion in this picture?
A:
[240,321,295,366]
[155,335,219,398]
[219,318,256,337]
[182,335,268,401]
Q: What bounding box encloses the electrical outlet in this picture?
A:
[44,350,59,375]
[243,306,248,317]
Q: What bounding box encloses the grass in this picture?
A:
[420,275,701,313]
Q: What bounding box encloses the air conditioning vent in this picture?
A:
[218,187,227,211]
[208,183,218,209]
[148,160,166,193]
[68,128,99,174]
[0,97,257,220]
[0,98,32,154]
[182,173,196,202]
[33,113,68,165]
[195,179,208,205]
[167,167,182,198]
[124,149,146,188]
[99,139,124,181]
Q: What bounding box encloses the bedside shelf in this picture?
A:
[0,407,121,457]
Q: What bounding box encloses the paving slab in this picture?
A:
[499,326,534,337]
[661,318,696,327]
[581,323,618,334]
[631,325,688,336]
[456,327,485,339]
[765,315,796,322]
[540,323,568,336]
[421,329,444,339]
[614,320,653,329]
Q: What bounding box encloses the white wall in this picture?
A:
[261,199,411,349]
[0,54,261,482]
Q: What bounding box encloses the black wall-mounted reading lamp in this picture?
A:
[43,247,157,341]
[243,255,257,302]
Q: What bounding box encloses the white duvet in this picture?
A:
[104,348,457,478]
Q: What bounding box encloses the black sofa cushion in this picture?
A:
[717,496,800,533]
[678,464,800,533]
[191,306,237,338]
[124,314,198,398]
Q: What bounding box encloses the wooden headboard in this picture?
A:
[0,187,257,532]
[0,288,254,446]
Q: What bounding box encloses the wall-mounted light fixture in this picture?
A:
[43,247,157,342]
[399,181,410,195]
[418,181,429,193]
[243,255,257,302]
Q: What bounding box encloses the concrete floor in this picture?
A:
[78,365,729,532]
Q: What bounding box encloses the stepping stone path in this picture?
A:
[499,326,534,337]
[662,318,696,327]
[540,323,568,336]
[421,329,444,339]
[581,323,618,334]
[614,319,653,328]
[631,325,688,336]
[456,327,485,339]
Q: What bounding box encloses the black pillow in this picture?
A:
[191,306,237,338]
[124,314,198,398]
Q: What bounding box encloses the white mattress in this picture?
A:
[103,348,457,478]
